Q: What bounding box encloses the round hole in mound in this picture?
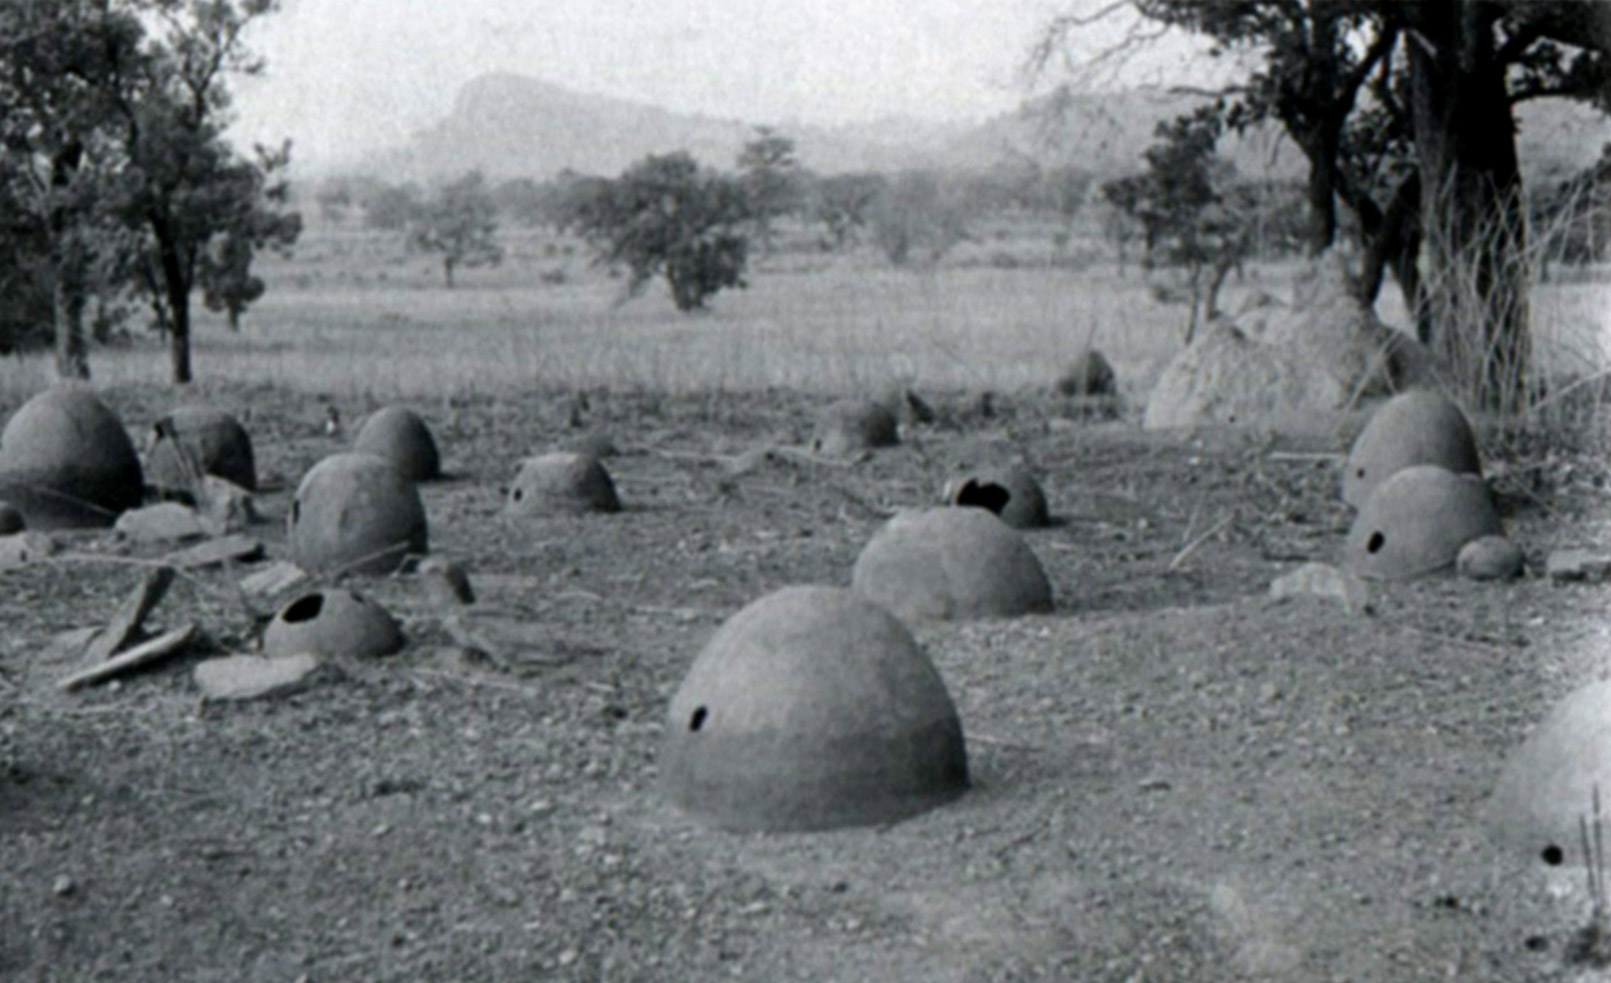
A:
[512,487,523,502]
[955,480,1011,516]
[1542,844,1565,866]
[283,592,325,623]
[1367,532,1385,553]
[1525,935,1549,952]
[689,706,708,731]
[1356,467,1366,479]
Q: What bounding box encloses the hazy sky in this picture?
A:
[228,0,1207,168]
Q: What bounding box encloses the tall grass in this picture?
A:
[1417,175,1611,456]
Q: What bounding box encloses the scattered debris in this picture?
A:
[419,556,475,608]
[239,560,308,598]
[1547,549,1611,583]
[195,475,258,535]
[114,502,207,543]
[161,533,264,570]
[83,567,176,664]
[1457,535,1525,581]
[1269,562,1370,615]
[59,623,197,691]
[194,653,321,701]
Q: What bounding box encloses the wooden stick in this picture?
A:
[60,623,196,691]
[1167,514,1234,572]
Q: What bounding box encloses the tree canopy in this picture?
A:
[1038,0,1611,411]
[0,0,300,382]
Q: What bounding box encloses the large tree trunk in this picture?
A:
[52,273,90,381]
[159,240,193,385]
[1407,0,1531,414]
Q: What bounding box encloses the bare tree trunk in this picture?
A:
[1407,0,1531,414]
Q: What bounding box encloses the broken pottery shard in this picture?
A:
[1546,549,1611,583]
[160,533,264,570]
[239,560,308,598]
[1269,562,1369,615]
[194,653,321,701]
[114,502,207,543]
[83,566,176,664]
[0,531,55,569]
[196,475,258,535]
[1457,535,1525,581]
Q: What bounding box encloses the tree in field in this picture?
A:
[807,171,886,251]
[561,151,749,312]
[109,0,302,384]
[0,0,301,383]
[1036,0,1611,411]
[735,126,800,254]
[869,170,972,267]
[364,181,422,231]
[0,0,146,378]
[408,170,503,288]
[197,149,301,331]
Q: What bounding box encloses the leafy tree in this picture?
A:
[1037,0,1611,411]
[408,170,503,288]
[0,0,146,378]
[198,147,300,331]
[735,126,800,254]
[807,171,886,251]
[561,151,749,312]
[107,0,301,384]
[364,181,422,231]
[869,170,971,267]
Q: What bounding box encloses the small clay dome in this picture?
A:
[0,500,21,534]
[810,398,899,458]
[852,507,1053,620]
[1054,348,1116,397]
[353,406,441,482]
[288,452,428,576]
[659,585,968,832]
[262,588,404,658]
[1488,679,1611,867]
[1343,465,1501,580]
[943,467,1050,529]
[0,387,143,529]
[1342,389,1480,508]
[146,406,257,493]
[506,452,620,516]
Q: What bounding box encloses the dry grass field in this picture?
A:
[2,222,1611,982]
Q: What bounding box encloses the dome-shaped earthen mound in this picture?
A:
[852,507,1053,620]
[1054,348,1116,397]
[943,467,1049,529]
[506,452,620,516]
[810,398,899,458]
[0,387,143,529]
[1487,679,1611,867]
[353,405,441,482]
[146,406,257,493]
[262,588,404,658]
[1343,465,1501,580]
[659,585,968,832]
[1342,389,1480,508]
[288,452,428,576]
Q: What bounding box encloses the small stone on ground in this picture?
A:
[1269,562,1369,614]
[194,653,321,701]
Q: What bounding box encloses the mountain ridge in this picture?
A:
[343,71,1604,185]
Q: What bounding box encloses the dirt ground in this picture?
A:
[3,383,1610,982]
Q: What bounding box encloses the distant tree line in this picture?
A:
[0,0,302,383]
